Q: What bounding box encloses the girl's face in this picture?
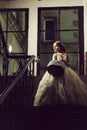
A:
[53,43,61,53]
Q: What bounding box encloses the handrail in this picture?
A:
[0,55,35,104]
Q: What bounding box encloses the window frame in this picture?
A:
[38,6,84,75]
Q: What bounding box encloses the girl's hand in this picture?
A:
[34,57,40,62]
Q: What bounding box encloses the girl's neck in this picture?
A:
[56,52,63,53]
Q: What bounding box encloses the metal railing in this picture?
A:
[0,55,35,105]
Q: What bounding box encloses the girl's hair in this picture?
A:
[53,41,66,52]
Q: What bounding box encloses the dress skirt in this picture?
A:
[33,61,87,106]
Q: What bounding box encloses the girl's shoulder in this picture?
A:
[62,52,68,56]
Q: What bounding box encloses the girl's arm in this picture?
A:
[52,53,57,61]
[61,53,70,66]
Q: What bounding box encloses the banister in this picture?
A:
[0,55,35,104]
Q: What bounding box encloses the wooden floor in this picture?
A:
[0,106,87,130]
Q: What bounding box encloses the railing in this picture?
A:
[0,55,35,106]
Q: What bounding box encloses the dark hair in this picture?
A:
[53,41,66,52]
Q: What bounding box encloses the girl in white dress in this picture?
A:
[33,41,87,106]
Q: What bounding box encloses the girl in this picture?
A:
[52,41,70,66]
[33,41,87,106]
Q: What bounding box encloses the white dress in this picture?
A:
[33,53,87,106]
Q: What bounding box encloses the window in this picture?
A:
[38,7,84,75]
[0,9,29,75]
[0,8,28,54]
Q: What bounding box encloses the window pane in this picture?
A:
[8,11,26,31]
[65,43,79,52]
[60,31,79,43]
[40,53,53,75]
[40,10,59,30]
[8,32,26,53]
[40,53,52,67]
[45,31,55,41]
[8,59,19,75]
[69,53,79,73]
[40,31,59,43]
[60,9,78,30]
[40,40,53,52]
